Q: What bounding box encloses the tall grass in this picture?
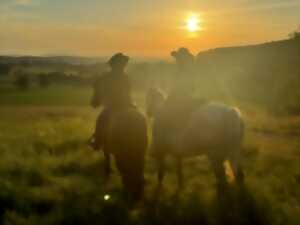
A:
[0,86,299,225]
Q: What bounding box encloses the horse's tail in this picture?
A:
[228,107,245,184]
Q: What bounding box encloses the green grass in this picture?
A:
[0,85,299,225]
[0,85,91,106]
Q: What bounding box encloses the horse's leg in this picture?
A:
[210,156,227,194]
[103,150,112,180]
[157,154,166,187]
[229,147,244,185]
[175,155,183,190]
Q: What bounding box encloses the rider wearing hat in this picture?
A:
[158,48,205,136]
[90,53,133,150]
[170,47,195,98]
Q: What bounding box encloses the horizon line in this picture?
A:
[0,36,292,59]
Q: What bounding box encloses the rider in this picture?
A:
[90,53,133,150]
[170,47,195,96]
[163,48,202,130]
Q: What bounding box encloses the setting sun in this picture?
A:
[186,15,201,32]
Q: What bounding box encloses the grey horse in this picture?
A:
[146,88,245,192]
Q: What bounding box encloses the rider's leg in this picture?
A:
[93,108,111,150]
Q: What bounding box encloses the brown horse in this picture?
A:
[91,93,148,201]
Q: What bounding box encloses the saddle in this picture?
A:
[162,95,207,131]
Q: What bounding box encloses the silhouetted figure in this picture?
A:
[159,48,199,139]
[170,48,199,117]
[170,47,195,96]
[147,48,245,193]
[90,53,133,151]
[90,53,148,202]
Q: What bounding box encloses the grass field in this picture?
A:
[0,85,299,225]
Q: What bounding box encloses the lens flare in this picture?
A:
[104,194,111,201]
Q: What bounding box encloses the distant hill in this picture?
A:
[0,56,107,65]
[1,36,299,68]
[193,36,300,114]
[196,37,300,77]
[0,55,164,66]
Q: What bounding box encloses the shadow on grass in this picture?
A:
[0,179,276,225]
[141,184,272,225]
[212,185,271,225]
[0,136,279,225]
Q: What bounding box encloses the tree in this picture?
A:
[289,26,300,40]
[0,64,11,76]
[38,73,50,88]
[14,72,30,90]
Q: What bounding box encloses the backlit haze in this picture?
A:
[0,0,300,58]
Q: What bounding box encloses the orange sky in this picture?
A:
[0,0,299,57]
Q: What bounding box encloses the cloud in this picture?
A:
[205,0,300,15]
[0,0,35,11]
[0,0,40,24]
[14,0,34,6]
[250,1,300,11]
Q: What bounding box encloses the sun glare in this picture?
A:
[186,15,201,32]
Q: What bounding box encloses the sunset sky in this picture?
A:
[0,0,299,57]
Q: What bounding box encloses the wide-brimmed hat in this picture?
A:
[171,48,194,62]
[108,53,129,67]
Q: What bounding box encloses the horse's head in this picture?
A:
[146,87,166,118]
